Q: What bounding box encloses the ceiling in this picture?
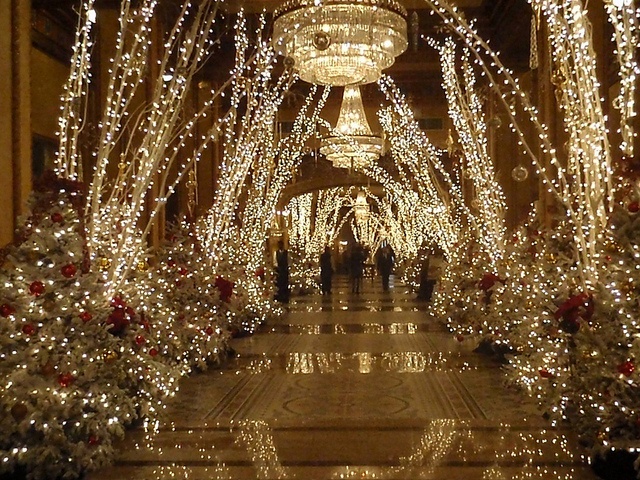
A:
[31,0,534,195]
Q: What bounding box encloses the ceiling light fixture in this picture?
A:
[272,0,408,86]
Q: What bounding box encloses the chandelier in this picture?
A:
[272,0,408,86]
[320,85,383,169]
[354,189,370,220]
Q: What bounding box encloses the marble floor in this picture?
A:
[87,276,600,479]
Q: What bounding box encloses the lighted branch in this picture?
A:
[54,0,96,181]
[240,85,331,273]
[201,29,294,269]
[605,0,639,157]
[437,38,507,269]
[424,0,614,289]
[84,0,224,297]
[376,76,462,258]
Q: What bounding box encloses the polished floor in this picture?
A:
[87,276,599,479]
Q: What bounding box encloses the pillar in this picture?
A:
[0,0,31,246]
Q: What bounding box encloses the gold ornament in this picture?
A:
[98,258,110,271]
[104,351,118,364]
[551,70,567,87]
[137,261,148,272]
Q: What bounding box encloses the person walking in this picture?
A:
[377,245,394,292]
[350,243,365,294]
[275,240,290,303]
[320,246,333,295]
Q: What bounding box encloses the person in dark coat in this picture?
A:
[275,240,289,302]
[377,245,394,292]
[350,243,365,294]
[320,246,333,295]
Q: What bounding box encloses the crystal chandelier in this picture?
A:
[272,0,408,86]
[354,189,370,220]
[320,85,383,169]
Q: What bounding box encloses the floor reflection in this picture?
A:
[233,351,475,374]
[87,276,596,480]
[132,419,591,480]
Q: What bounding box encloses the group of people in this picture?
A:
[321,243,395,295]
[274,239,440,302]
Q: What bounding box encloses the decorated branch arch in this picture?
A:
[1,0,639,478]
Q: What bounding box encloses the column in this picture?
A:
[0,0,31,246]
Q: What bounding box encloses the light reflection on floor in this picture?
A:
[86,276,598,480]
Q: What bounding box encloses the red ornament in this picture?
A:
[135,335,146,346]
[205,326,214,336]
[88,435,101,446]
[479,273,502,291]
[628,201,640,213]
[22,324,36,335]
[618,361,635,377]
[255,267,265,278]
[455,334,464,342]
[167,260,176,268]
[149,348,159,357]
[539,368,554,379]
[57,373,75,388]
[29,281,45,296]
[51,212,63,223]
[215,276,234,303]
[79,311,92,323]
[0,303,15,317]
[106,307,129,335]
[178,267,188,276]
[61,263,77,278]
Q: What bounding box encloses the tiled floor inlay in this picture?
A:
[87,275,599,479]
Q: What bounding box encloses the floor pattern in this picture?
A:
[87,275,599,479]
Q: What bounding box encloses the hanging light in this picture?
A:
[272,0,408,86]
[320,85,384,169]
[354,189,370,220]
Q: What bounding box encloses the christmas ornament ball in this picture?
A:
[61,263,77,278]
[618,361,635,377]
[511,165,529,182]
[51,212,63,223]
[22,324,36,335]
[628,201,640,213]
[0,303,15,317]
[10,402,28,421]
[29,281,45,296]
[57,372,75,387]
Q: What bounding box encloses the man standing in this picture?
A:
[275,240,290,303]
[320,246,333,295]
[377,245,394,292]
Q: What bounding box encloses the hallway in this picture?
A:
[88,276,598,479]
